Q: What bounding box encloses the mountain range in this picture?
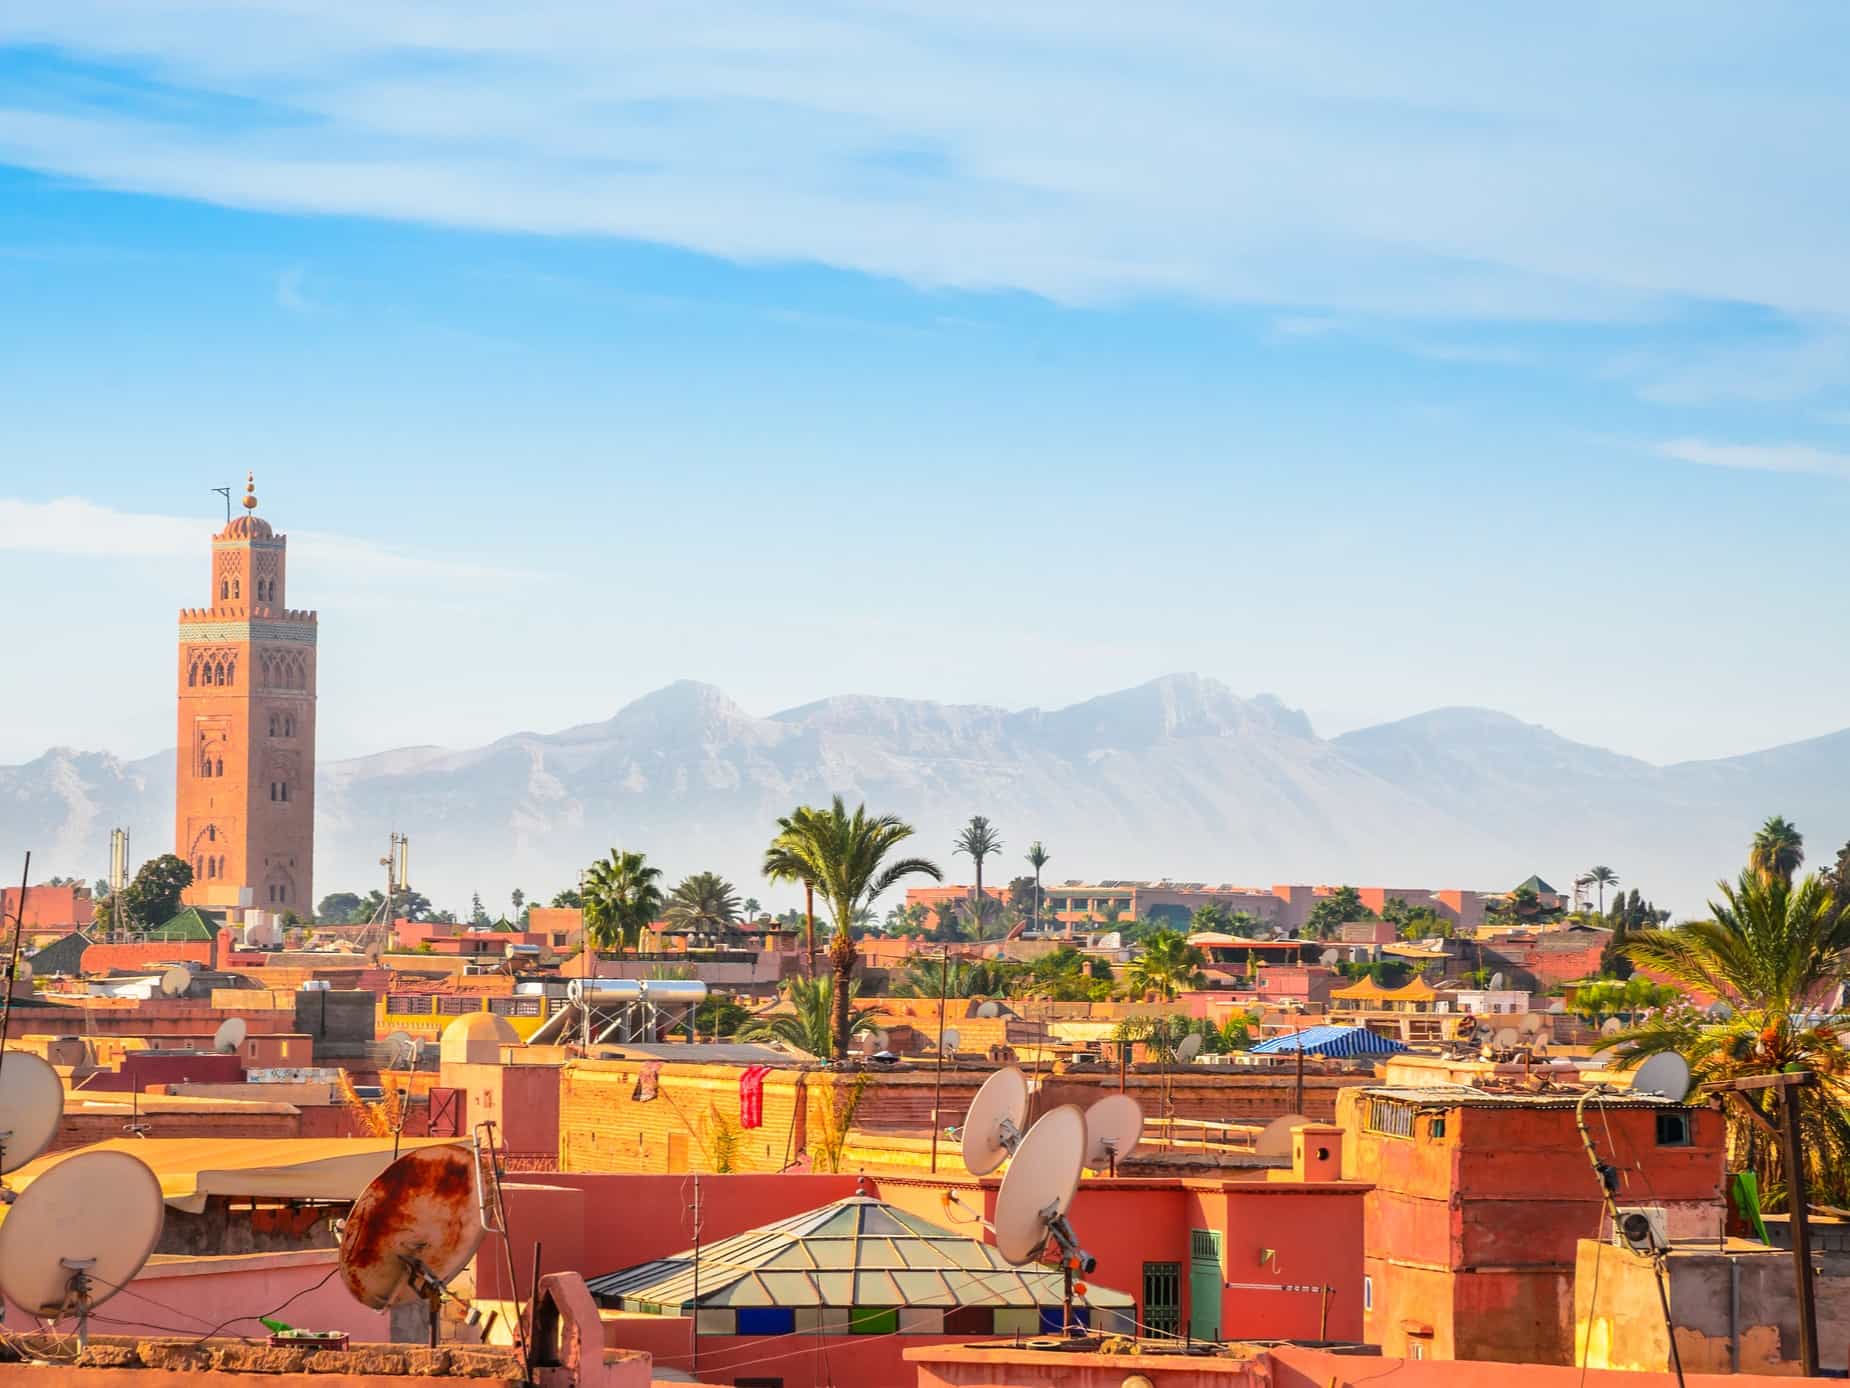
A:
[4,674,1847,917]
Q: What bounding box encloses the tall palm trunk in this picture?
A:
[829,929,856,1060]
[804,881,817,976]
[971,858,983,938]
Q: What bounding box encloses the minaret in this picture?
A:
[175,474,318,914]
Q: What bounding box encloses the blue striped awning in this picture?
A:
[1249,1024,1407,1057]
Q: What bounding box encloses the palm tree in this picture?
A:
[1125,929,1208,1000]
[1583,865,1619,916]
[893,956,1012,999]
[1025,840,1051,934]
[738,976,879,1059]
[742,896,762,919]
[954,816,1003,937]
[581,849,665,958]
[764,806,825,975]
[1750,816,1805,885]
[662,871,742,940]
[1618,867,1850,1207]
[764,797,941,1058]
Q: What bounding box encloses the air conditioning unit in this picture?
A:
[1613,1205,1668,1254]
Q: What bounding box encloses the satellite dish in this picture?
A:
[961,1066,1029,1176]
[339,1144,485,1311]
[0,1150,164,1335]
[976,1001,1002,1019]
[1488,972,1505,991]
[1600,1017,1623,1037]
[1518,1013,1547,1037]
[159,966,191,999]
[1082,1094,1144,1170]
[1493,1027,1521,1048]
[213,1017,247,1054]
[1255,1113,1311,1158]
[941,1028,961,1054]
[1706,1001,1733,1022]
[0,1052,66,1173]
[386,1031,418,1069]
[993,1106,1086,1264]
[12,960,31,986]
[1175,1033,1204,1063]
[1318,949,1339,967]
[1632,1053,1692,1102]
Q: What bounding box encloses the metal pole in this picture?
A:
[1294,1019,1306,1116]
[1779,1084,1820,1377]
[691,1176,702,1379]
[0,853,32,1060]
[930,944,948,1173]
[1062,1261,1073,1337]
[1650,1255,1687,1388]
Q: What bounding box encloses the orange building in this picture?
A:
[174,474,318,913]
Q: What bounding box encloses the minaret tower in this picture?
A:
[175,474,317,913]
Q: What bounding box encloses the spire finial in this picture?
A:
[242,471,258,511]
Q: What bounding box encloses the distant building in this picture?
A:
[911,877,1570,933]
[174,473,317,913]
[0,883,95,930]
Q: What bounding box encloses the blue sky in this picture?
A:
[3,4,1850,766]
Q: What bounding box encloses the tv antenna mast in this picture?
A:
[211,486,233,524]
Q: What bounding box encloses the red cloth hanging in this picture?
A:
[739,1064,770,1129]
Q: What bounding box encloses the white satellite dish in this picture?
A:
[941,1028,961,1054]
[0,1150,164,1339]
[1518,1013,1547,1037]
[1175,1032,1204,1063]
[992,1105,1086,1264]
[1599,1017,1623,1037]
[1318,949,1339,967]
[1632,1052,1692,1102]
[1493,1027,1521,1048]
[386,1031,418,1069]
[1082,1094,1144,1171]
[962,1066,1029,1176]
[1488,972,1505,991]
[158,966,191,999]
[0,1052,66,1174]
[213,1016,248,1054]
[1255,1113,1311,1158]
[976,1001,1002,1019]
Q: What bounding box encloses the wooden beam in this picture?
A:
[1701,1071,1814,1093]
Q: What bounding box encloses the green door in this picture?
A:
[1188,1228,1222,1341]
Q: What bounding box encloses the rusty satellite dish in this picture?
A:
[339,1144,485,1311]
[0,1150,164,1337]
[0,1051,65,1175]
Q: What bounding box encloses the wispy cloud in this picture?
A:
[275,264,318,314]
[1,5,1847,318]
[0,497,543,580]
[1654,438,1850,481]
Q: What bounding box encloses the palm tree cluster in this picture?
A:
[737,975,879,1059]
[953,815,1004,934]
[1617,816,1850,1208]
[662,871,742,939]
[1125,929,1208,999]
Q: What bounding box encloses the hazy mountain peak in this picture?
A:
[1048,673,1315,746]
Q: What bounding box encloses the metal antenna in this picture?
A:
[211,486,233,524]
